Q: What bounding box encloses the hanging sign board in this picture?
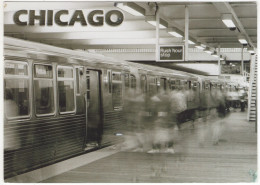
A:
[158,45,184,62]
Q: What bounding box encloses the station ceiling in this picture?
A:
[4,1,257,50]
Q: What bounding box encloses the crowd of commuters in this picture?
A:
[121,85,247,153]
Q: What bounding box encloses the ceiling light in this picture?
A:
[195,42,205,50]
[167,27,183,37]
[247,46,255,54]
[211,51,219,57]
[221,14,236,28]
[115,2,145,16]
[183,38,196,45]
[238,35,248,44]
[204,47,213,54]
[145,16,168,29]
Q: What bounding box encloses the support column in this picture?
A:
[241,45,244,75]
[218,45,221,75]
[155,11,160,61]
[185,6,189,61]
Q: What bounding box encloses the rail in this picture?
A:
[247,54,256,121]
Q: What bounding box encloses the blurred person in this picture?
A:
[212,90,226,145]
[146,92,162,153]
[170,87,187,129]
[121,89,146,151]
[149,91,175,154]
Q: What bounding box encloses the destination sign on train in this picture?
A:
[13,10,124,26]
[159,45,184,62]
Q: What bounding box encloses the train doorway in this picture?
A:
[85,69,103,147]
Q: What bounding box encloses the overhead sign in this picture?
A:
[158,45,184,62]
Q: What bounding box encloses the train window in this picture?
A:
[124,73,130,89]
[57,66,75,113]
[204,82,210,90]
[34,64,52,78]
[170,79,176,90]
[5,62,28,76]
[4,61,30,118]
[112,72,122,110]
[34,64,55,115]
[130,74,136,89]
[160,78,167,92]
[148,76,157,97]
[58,67,73,78]
[140,75,147,93]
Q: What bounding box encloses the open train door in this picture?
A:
[85,69,103,148]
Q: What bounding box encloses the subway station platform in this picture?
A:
[37,110,257,183]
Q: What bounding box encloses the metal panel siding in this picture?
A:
[4,114,85,178]
[102,111,125,145]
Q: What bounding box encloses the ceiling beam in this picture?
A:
[172,17,256,21]
[212,2,255,48]
[4,30,172,40]
[22,37,185,45]
[4,20,156,33]
[189,28,257,31]
[198,36,257,39]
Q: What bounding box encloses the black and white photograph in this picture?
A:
[1,0,258,183]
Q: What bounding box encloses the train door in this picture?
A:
[85,69,103,146]
[160,78,167,93]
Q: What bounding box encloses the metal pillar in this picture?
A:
[218,44,221,75]
[241,45,244,75]
[185,6,189,61]
[156,11,160,61]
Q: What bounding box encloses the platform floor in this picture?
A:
[42,110,257,183]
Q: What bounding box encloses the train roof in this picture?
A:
[4,36,211,81]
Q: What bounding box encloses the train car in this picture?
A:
[4,36,130,178]
[3,36,228,179]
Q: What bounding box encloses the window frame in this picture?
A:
[140,74,147,93]
[75,66,83,96]
[4,60,31,120]
[130,74,137,90]
[57,65,76,114]
[33,63,56,117]
[111,71,123,110]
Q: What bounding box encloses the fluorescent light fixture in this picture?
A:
[195,45,204,50]
[211,51,218,57]
[221,14,236,28]
[167,27,183,37]
[204,47,213,54]
[247,46,255,54]
[238,35,248,44]
[183,38,196,45]
[195,42,205,50]
[115,2,145,16]
[188,40,195,44]
[145,16,168,29]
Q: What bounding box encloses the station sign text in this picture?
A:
[158,45,184,62]
[13,10,124,26]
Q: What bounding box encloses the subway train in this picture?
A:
[3,36,236,178]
